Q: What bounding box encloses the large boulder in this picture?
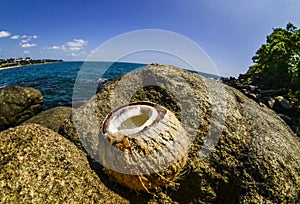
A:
[0,124,128,203]
[0,86,43,131]
[23,106,72,132]
[60,64,300,203]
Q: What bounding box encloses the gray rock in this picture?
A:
[23,106,72,132]
[61,64,300,203]
[0,86,43,131]
[0,124,128,203]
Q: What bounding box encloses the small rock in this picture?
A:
[275,96,293,110]
[248,93,258,100]
[0,86,43,131]
[266,97,276,109]
[259,102,267,108]
[249,85,257,92]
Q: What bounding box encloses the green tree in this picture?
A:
[248,23,300,92]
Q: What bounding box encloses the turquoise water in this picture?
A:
[0,62,219,110]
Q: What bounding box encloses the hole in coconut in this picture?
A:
[107,104,158,136]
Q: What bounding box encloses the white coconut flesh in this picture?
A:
[106,104,158,136]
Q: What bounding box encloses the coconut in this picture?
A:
[100,102,189,191]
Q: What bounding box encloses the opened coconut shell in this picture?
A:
[100,102,189,191]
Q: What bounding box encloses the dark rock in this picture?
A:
[23,106,73,132]
[241,88,247,93]
[291,125,300,134]
[0,124,128,203]
[222,76,299,137]
[61,64,300,203]
[260,88,288,96]
[278,114,292,125]
[275,96,293,110]
[0,86,43,131]
[248,93,258,100]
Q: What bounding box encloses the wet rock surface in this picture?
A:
[0,86,43,131]
[60,64,300,203]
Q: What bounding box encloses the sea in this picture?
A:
[0,62,220,110]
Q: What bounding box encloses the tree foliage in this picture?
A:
[248,23,300,95]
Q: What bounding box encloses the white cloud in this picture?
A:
[46,45,61,50]
[0,48,2,52]
[21,43,37,48]
[15,34,38,40]
[23,50,30,54]
[0,31,11,38]
[16,34,38,48]
[68,46,81,51]
[11,35,20,40]
[46,38,88,52]
[66,39,87,48]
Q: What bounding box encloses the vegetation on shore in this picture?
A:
[0,57,63,69]
[247,23,300,105]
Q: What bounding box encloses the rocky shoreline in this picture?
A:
[0,64,300,203]
[222,73,300,137]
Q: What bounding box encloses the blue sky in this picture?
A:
[0,0,300,76]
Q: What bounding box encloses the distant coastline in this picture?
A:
[0,57,63,70]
